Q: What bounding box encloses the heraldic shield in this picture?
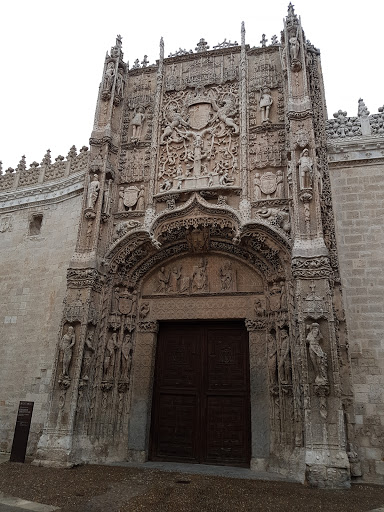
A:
[118,290,137,315]
[123,187,139,210]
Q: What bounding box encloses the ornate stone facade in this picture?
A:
[1,4,384,488]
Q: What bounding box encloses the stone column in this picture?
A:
[245,319,269,471]
[127,321,159,462]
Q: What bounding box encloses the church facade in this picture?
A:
[1,5,384,488]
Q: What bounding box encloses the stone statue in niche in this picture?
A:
[130,107,146,141]
[260,86,273,122]
[116,72,124,98]
[289,28,300,61]
[298,149,313,190]
[306,322,328,385]
[87,174,100,210]
[81,332,95,381]
[60,326,76,378]
[280,281,287,309]
[103,62,115,94]
[219,261,235,292]
[279,328,291,384]
[192,258,208,293]
[120,333,133,378]
[275,170,284,198]
[254,173,262,200]
[136,185,145,210]
[104,331,118,377]
[267,331,278,388]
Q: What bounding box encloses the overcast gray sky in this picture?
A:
[1,0,382,170]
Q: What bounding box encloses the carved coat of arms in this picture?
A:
[260,172,277,196]
[123,186,139,209]
[188,103,212,130]
[118,290,137,315]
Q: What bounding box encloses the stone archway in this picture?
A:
[125,245,292,470]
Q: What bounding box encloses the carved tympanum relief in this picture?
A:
[142,254,264,296]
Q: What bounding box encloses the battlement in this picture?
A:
[326,99,384,139]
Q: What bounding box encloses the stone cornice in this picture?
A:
[0,171,85,212]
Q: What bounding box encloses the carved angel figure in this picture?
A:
[82,332,95,380]
[61,326,76,377]
[307,323,328,385]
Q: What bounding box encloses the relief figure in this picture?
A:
[307,322,328,385]
[61,326,76,377]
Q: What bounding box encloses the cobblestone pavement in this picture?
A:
[0,459,383,512]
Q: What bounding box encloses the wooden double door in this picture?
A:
[150,322,251,467]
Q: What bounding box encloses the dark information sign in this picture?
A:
[10,401,34,463]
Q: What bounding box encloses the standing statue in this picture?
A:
[87,174,100,209]
[254,173,262,200]
[61,326,76,377]
[120,334,133,377]
[259,87,273,122]
[289,30,300,61]
[136,185,145,210]
[275,170,284,198]
[82,332,95,380]
[157,266,170,293]
[116,72,124,97]
[103,62,115,92]
[298,149,313,190]
[131,107,146,141]
[279,329,291,384]
[267,332,278,387]
[306,323,328,385]
[104,331,119,377]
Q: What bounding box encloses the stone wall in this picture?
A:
[0,192,83,454]
[329,158,384,482]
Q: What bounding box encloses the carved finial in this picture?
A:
[260,34,268,47]
[271,35,278,45]
[241,22,245,46]
[357,98,370,117]
[286,2,299,26]
[195,38,209,52]
[141,55,149,67]
[0,161,2,175]
[116,34,122,47]
[41,149,51,166]
[67,145,77,159]
[17,155,27,172]
[160,37,164,60]
[132,58,140,69]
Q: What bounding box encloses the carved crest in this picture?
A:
[295,124,310,148]
[118,290,137,315]
[123,187,139,208]
[260,172,277,195]
[0,215,12,233]
[188,103,212,130]
[303,282,327,319]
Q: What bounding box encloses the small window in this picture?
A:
[29,214,43,235]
